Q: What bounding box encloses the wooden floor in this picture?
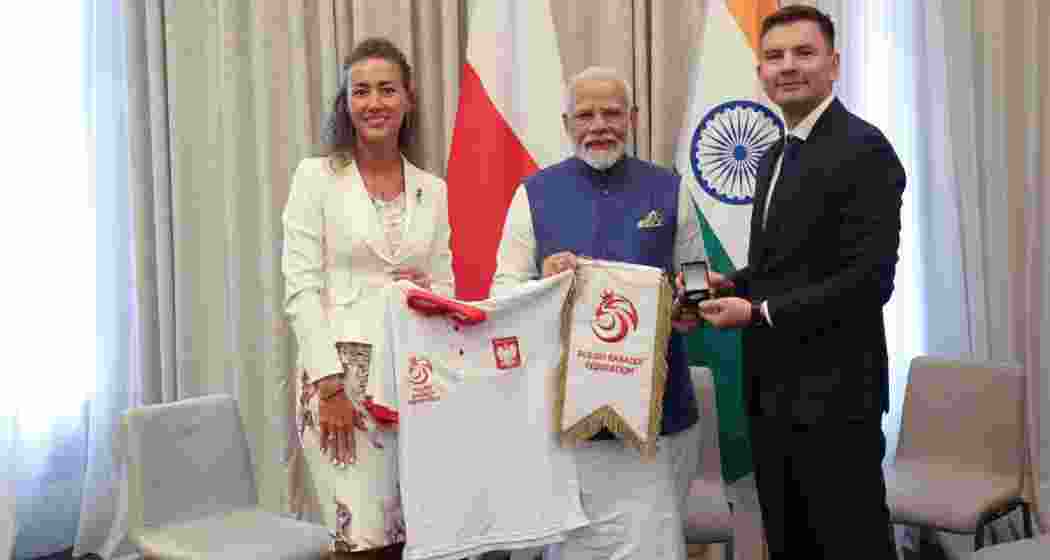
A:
[687,543,727,559]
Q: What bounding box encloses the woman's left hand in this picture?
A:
[392,267,431,289]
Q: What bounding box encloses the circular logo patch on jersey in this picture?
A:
[691,100,784,205]
[408,357,432,386]
[591,289,639,343]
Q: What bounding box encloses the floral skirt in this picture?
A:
[296,369,405,552]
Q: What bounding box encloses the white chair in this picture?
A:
[683,366,734,558]
[973,533,1050,559]
[124,394,330,559]
[884,356,1035,551]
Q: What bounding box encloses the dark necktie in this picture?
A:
[762,135,802,230]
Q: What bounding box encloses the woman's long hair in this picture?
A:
[321,37,416,170]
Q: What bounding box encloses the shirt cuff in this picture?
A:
[760,300,774,327]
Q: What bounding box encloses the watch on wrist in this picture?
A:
[750,301,764,327]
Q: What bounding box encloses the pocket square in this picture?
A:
[637,209,664,228]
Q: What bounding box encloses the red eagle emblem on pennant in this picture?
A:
[591,289,639,343]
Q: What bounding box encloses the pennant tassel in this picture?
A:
[551,271,578,448]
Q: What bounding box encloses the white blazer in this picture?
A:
[282,155,454,382]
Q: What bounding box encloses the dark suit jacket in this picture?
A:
[733,98,906,425]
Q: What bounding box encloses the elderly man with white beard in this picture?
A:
[492,66,707,560]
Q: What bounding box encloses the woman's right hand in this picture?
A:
[317,375,356,467]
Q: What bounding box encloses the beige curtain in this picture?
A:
[937,0,1050,538]
[920,0,1050,551]
[1001,0,1050,535]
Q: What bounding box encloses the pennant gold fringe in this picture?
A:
[554,265,673,460]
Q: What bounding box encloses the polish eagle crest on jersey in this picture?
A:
[491,336,522,370]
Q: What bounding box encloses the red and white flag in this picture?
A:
[446,0,569,301]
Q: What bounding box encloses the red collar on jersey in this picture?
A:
[405,288,488,326]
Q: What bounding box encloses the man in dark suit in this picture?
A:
[696,5,905,558]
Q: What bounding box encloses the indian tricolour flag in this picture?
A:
[675,0,783,484]
[446,0,569,301]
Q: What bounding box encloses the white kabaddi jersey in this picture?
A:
[375,274,589,560]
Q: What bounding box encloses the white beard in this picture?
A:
[576,142,625,171]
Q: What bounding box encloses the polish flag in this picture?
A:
[446,0,569,301]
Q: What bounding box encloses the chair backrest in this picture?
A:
[895,356,1025,478]
[124,394,258,533]
[690,366,726,485]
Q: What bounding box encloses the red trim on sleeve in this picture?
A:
[365,398,399,425]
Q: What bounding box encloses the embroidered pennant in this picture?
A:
[555,258,673,460]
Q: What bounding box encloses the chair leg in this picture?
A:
[989,523,1002,546]
[724,539,734,560]
[972,499,1034,550]
[917,526,937,558]
[1021,501,1035,538]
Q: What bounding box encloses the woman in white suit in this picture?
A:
[282,37,453,558]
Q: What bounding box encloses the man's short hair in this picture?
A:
[563,67,634,115]
[759,5,836,49]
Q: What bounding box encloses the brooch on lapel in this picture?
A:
[637,209,664,229]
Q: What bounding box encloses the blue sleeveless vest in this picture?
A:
[525,156,698,436]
